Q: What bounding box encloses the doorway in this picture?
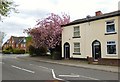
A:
[92,40,101,61]
[64,42,70,59]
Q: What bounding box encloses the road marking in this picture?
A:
[22,68,35,73]
[51,69,63,81]
[78,75,99,80]
[11,65,35,74]
[59,73,99,80]
[59,74,80,77]
[29,64,63,81]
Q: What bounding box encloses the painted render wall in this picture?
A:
[62,16,119,59]
[118,16,120,59]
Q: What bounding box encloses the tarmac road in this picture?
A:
[1,54,119,82]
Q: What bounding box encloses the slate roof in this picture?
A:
[61,10,120,27]
[12,36,26,44]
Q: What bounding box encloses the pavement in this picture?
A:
[18,55,119,73]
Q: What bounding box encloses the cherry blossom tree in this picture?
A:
[25,13,70,50]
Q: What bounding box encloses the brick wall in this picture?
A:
[87,57,120,66]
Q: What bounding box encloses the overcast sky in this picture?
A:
[0,0,120,43]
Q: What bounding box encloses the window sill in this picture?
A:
[106,54,117,57]
[73,53,81,55]
[72,36,81,38]
[105,32,117,35]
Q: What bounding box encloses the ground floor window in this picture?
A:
[107,41,116,54]
[74,43,80,54]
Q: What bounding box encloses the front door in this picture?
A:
[64,43,70,59]
[92,40,101,61]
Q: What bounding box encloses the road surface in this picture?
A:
[1,54,119,82]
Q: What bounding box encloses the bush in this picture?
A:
[28,45,47,56]
[2,46,13,54]
[13,49,25,54]
[29,45,36,56]
[34,46,47,56]
[51,51,61,60]
[2,50,11,54]
[38,46,47,55]
[34,47,41,56]
[2,46,25,54]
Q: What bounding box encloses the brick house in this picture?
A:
[2,36,27,51]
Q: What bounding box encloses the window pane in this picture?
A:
[74,43,80,47]
[74,32,80,37]
[74,48,80,53]
[107,24,115,32]
[107,45,116,54]
[107,41,115,45]
[74,26,79,31]
[74,43,80,53]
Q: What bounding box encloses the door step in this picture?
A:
[92,61,98,64]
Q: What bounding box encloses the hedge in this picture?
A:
[13,49,25,54]
[2,50,11,54]
[2,47,25,54]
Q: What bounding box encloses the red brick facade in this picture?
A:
[2,36,27,51]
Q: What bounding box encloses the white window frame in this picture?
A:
[106,41,117,55]
[74,42,80,54]
[73,26,80,37]
[105,20,115,33]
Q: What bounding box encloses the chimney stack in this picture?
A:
[95,11,102,16]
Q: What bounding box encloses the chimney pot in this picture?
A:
[95,11,102,16]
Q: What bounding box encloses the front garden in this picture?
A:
[28,45,62,60]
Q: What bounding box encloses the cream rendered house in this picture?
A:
[62,10,120,65]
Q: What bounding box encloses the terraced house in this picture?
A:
[2,36,27,51]
[62,10,120,66]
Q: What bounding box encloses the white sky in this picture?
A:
[0,0,120,44]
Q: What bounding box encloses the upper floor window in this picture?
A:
[106,20,115,33]
[107,41,116,54]
[23,39,26,43]
[74,26,80,37]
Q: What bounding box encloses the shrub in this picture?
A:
[2,46,13,54]
[34,46,47,56]
[4,46,13,53]
[28,45,47,56]
[39,46,47,55]
[2,50,11,54]
[34,47,41,56]
[51,51,61,60]
[19,49,25,54]
[13,49,25,54]
[29,45,35,56]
